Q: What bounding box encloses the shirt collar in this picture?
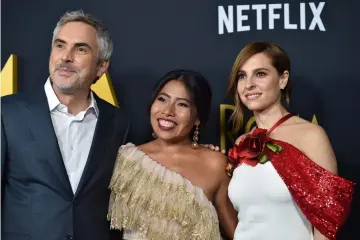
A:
[44,78,99,116]
[88,91,99,116]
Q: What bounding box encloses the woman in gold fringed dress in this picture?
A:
[108,70,238,240]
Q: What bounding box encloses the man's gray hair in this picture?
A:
[52,10,113,61]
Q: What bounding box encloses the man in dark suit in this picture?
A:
[1,10,129,240]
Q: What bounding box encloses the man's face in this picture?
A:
[49,21,108,94]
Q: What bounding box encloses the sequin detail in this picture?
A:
[268,140,354,240]
[107,143,221,240]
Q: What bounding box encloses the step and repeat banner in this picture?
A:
[2,0,359,238]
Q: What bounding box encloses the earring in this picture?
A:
[152,132,157,138]
[192,124,200,149]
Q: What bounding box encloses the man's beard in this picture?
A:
[55,79,84,94]
[50,62,97,94]
[50,72,89,94]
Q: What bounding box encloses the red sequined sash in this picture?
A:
[227,113,355,239]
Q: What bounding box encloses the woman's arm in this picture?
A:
[213,154,238,240]
[300,124,338,240]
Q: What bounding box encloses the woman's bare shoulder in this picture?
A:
[288,116,326,139]
[198,147,228,170]
[284,116,337,173]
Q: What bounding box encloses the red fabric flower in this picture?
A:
[226,128,282,176]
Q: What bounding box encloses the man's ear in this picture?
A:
[96,60,109,78]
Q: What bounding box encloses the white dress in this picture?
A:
[228,162,314,240]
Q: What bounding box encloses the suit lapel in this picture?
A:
[23,91,73,196]
[74,98,114,198]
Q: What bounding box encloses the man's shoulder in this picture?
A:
[95,97,130,121]
[1,92,26,103]
[1,90,46,115]
[2,89,44,102]
[1,92,30,111]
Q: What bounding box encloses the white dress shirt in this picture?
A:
[44,78,99,193]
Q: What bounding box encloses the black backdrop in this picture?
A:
[2,0,360,238]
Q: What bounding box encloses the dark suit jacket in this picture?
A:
[1,90,130,240]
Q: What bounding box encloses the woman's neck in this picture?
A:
[153,137,193,154]
[253,103,289,130]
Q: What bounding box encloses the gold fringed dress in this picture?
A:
[107,143,221,240]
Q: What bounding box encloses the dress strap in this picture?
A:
[267,113,294,135]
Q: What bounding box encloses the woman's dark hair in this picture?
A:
[150,69,212,125]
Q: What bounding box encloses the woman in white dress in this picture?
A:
[226,41,354,240]
[108,70,238,239]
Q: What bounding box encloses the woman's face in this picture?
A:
[236,52,288,112]
[150,80,198,143]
